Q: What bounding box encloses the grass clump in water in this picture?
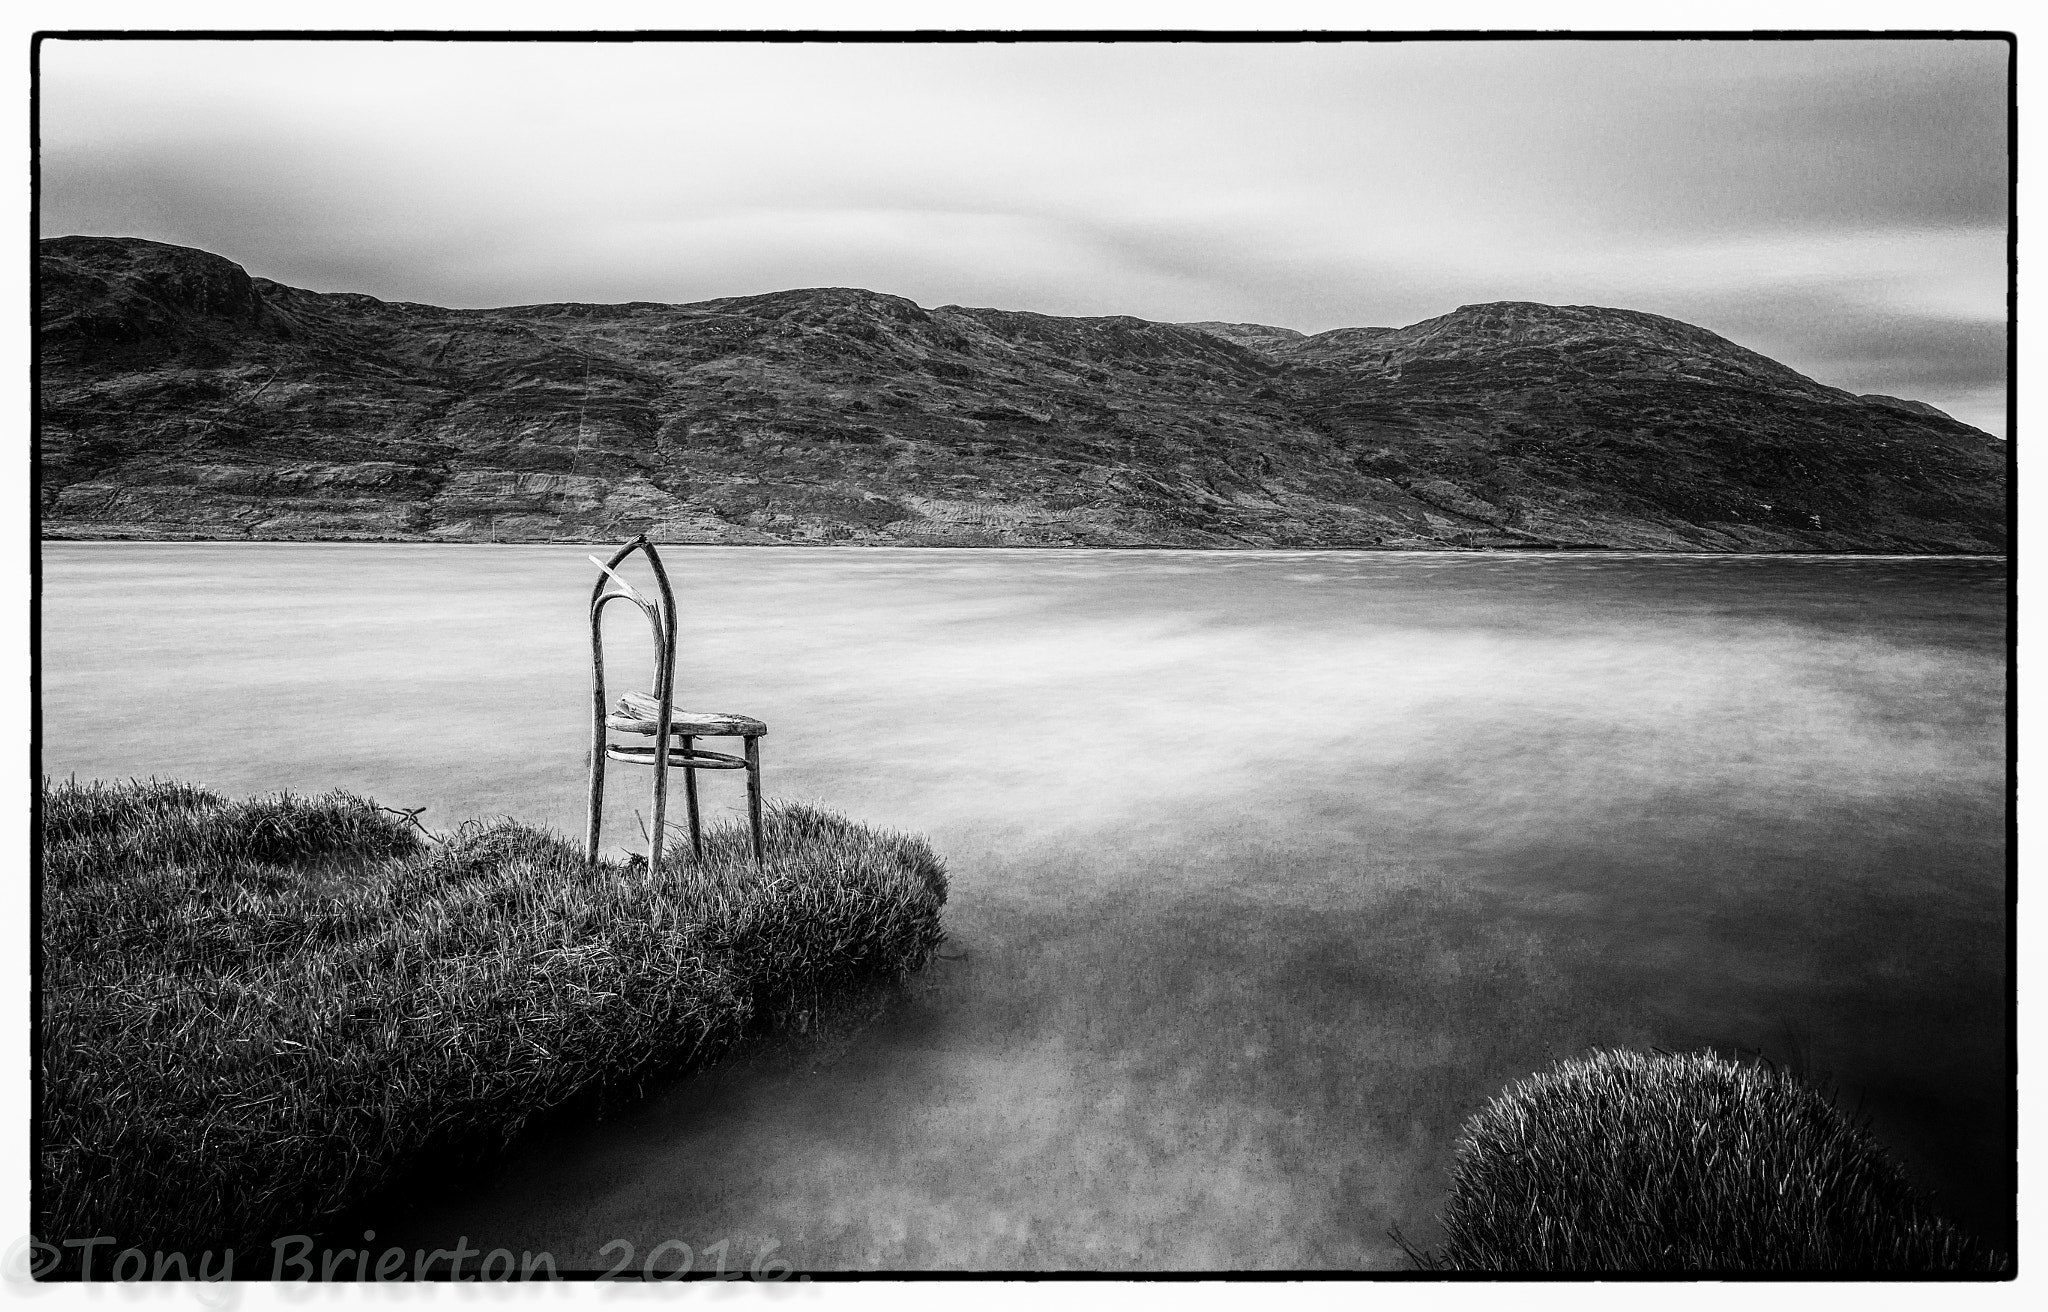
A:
[38,776,948,1266]
[1412,1049,2003,1273]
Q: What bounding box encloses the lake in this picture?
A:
[38,543,2010,1270]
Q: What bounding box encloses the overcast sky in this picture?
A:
[39,37,2010,434]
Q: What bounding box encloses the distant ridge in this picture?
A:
[1174,320,1314,354]
[38,236,2005,551]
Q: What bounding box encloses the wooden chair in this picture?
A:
[585,535,767,868]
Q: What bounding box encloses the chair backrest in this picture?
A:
[586,535,679,865]
[589,534,677,699]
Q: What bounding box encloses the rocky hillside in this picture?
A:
[38,236,2007,551]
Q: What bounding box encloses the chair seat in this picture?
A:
[612,691,767,738]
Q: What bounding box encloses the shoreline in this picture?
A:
[35,535,2010,559]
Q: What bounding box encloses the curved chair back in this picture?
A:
[586,534,678,866]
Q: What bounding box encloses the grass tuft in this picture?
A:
[1414,1048,2003,1273]
[38,777,947,1265]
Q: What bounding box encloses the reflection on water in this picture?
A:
[40,545,2009,1269]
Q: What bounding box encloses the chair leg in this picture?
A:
[745,735,764,866]
[586,745,605,865]
[650,719,670,874]
[587,689,608,865]
[680,733,703,860]
[649,753,668,873]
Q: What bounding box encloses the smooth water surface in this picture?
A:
[40,545,2010,1269]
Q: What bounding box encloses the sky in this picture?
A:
[38,37,2011,434]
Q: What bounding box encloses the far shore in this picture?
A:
[35,534,2009,557]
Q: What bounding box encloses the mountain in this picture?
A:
[37,236,2007,551]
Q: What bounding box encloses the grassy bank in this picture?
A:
[38,777,948,1267]
[1412,1049,2003,1273]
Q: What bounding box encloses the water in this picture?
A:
[39,544,2010,1269]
